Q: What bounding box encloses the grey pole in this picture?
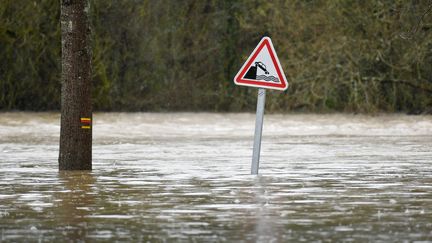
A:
[251,88,266,175]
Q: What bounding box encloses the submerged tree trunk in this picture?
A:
[59,0,92,170]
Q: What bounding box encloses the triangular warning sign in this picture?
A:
[234,37,288,91]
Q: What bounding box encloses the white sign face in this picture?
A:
[234,37,288,91]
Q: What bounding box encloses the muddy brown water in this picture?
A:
[0,113,431,242]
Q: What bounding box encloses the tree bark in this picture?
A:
[59,0,92,170]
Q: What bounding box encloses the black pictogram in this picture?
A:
[244,62,279,83]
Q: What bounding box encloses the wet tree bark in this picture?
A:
[59,0,92,170]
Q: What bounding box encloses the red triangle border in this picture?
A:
[234,37,288,91]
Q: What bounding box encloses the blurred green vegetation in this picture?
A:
[1,0,431,113]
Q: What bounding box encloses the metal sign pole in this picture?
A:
[251,88,266,175]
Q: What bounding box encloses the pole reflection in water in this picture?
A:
[253,176,278,242]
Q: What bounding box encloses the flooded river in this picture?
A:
[0,112,431,242]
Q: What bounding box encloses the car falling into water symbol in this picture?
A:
[244,62,280,83]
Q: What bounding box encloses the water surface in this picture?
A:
[1,113,431,242]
